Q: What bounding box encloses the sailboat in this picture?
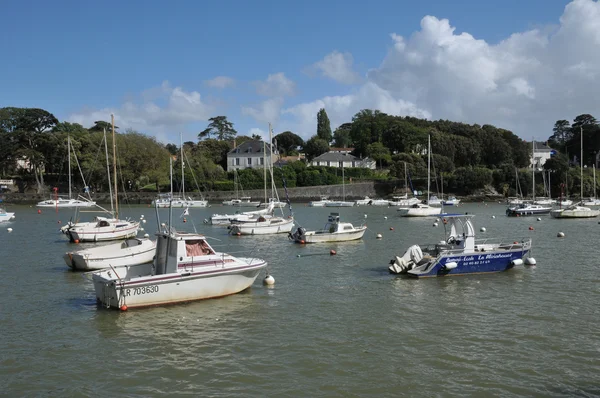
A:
[229,124,295,235]
[152,134,208,208]
[64,115,140,242]
[582,165,600,206]
[325,163,354,207]
[398,135,442,217]
[222,169,261,207]
[506,139,552,216]
[37,135,96,208]
[389,162,420,206]
[550,127,600,218]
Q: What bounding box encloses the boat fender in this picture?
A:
[510,259,524,267]
[443,261,457,270]
[524,257,536,266]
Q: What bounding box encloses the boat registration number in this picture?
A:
[125,285,159,296]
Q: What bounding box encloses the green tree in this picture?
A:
[199,116,237,140]
[366,142,391,167]
[332,123,352,148]
[273,131,304,155]
[197,138,232,169]
[304,136,329,160]
[89,120,117,133]
[316,108,332,143]
[548,120,571,151]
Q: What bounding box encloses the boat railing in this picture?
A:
[421,237,532,256]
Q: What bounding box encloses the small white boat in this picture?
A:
[533,197,555,206]
[441,196,461,206]
[0,207,15,222]
[289,213,366,243]
[309,196,332,207]
[65,216,140,242]
[222,196,261,207]
[582,198,600,206]
[398,203,442,217]
[550,203,600,219]
[152,194,208,208]
[354,197,388,206]
[37,196,97,208]
[427,196,443,206]
[229,216,295,235]
[210,203,275,226]
[324,200,355,207]
[258,198,287,208]
[557,199,573,206]
[388,196,420,207]
[506,203,552,216]
[91,230,267,309]
[64,238,156,271]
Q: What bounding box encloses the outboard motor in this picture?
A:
[389,245,423,274]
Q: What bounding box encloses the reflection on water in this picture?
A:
[1,203,600,396]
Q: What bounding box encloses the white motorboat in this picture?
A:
[354,196,372,206]
[65,216,140,242]
[64,238,156,271]
[389,196,421,206]
[427,196,443,206]
[209,202,275,226]
[223,196,261,207]
[388,214,533,277]
[550,203,600,218]
[582,198,600,206]
[229,215,294,235]
[91,230,267,309]
[354,196,389,206]
[37,196,96,208]
[506,202,552,216]
[152,194,208,208]
[309,196,332,207]
[324,200,355,207]
[441,196,461,206]
[533,197,555,206]
[398,203,442,217]
[289,212,366,243]
[258,198,287,208]
[0,207,15,222]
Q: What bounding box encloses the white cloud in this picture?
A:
[311,51,361,84]
[282,82,431,138]
[282,0,600,140]
[241,97,284,125]
[247,127,268,140]
[204,76,235,89]
[253,73,295,97]
[68,81,214,139]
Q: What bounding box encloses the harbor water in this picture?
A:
[1,202,599,397]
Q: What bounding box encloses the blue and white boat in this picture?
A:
[388,214,534,277]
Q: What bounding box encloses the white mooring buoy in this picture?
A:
[7,228,13,233]
[491,215,496,219]
[557,232,565,238]
[433,222,438,227]
[364,214,368,219]
[263,274,275,285]
[144,233,149,238]
[537,217,541,221]
[376,233,383,239]
[524,257,536,266]
[480,227,486,232]
[142,219,147,224]
[384,216,388,220]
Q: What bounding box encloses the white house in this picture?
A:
[227,140,279,172]
[530,141,555,170]
[310,149,376,169]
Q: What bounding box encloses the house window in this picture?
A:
[260,158,264,165]
[339,161,343,167]
[247,158,252,166]
[352,161,356,167]
[327,161,331,167]
[235,158,240,166]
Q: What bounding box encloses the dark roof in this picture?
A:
[532,141,552,152]
[311,152,359,162]
[228,140,275,155]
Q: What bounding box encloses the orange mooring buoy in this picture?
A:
[330,250,337,256]
[120,305,128,311]
[528,226,534,231]
[37,209,41,214]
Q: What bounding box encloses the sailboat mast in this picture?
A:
[532,139,535,202]
[103,128,114,215]
[404,162,407,195]
[68,135,72,199]
[180,133,185,199]
[263,140,267,204]
[111,114,118,219]
[427,134,431,204]
[581,126,584,201]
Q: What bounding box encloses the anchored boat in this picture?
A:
[64,238,156,271]
[290,212,366,243]
[388,214,534,277]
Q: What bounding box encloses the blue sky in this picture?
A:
[2,0,596,144]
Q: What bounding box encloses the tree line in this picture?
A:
[1,106,599,199]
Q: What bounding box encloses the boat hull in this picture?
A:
[230,218,294,235]
[36,200,96,208]
[0,212,15,222]
[550,209,600,218]
[398,206,442,217]
[296,227,366,243]
[506,207,552,216]
[64,239,156,271]
[408,249,530,278]
[92,259,266,309]
[66,221,140,242]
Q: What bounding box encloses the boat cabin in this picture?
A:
[154,231,217,275]
[319,213,355,234]
[436,214,475,253]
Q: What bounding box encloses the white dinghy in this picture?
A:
[290,212,366,243]
[64,238,156,271]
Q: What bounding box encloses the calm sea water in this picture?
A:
[1,202,599,397]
